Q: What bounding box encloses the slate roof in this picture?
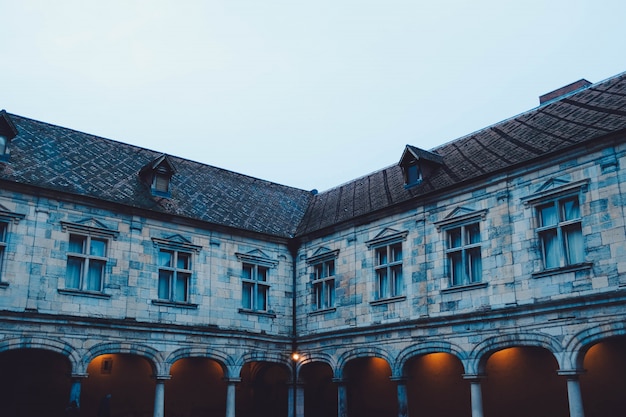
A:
[296,71,626,235]
[2,71,626,239]
[0,114,313,238]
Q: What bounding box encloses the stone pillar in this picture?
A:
[463,374,486,417]
[390,376,408,417]
[152,377,169,417]
[69,374,87,407]
[295,382,305,417]
[559,370,585,417]
[334,378,348,417]
[224,378,240,417]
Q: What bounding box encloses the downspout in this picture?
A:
[288,238,301,416]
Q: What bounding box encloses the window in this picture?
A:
[66,234,108,292]
[313,259,335,310]
[0,222,7,280]
[446,222,482,286]
[158,249,191,302]
[374,242,403,299]
[537,196,584,269]
[242,263,270,311]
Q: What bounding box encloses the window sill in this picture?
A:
[238,308,276,318]
[0,282,8,289]
[309,307,336,316]
[58,288,111,299]
[441,282,488,294]
[151,300,198,309]
[532,262,593,279]
[370,295,406,306]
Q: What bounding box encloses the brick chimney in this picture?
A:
[539,79,592,105]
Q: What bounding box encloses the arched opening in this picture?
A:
[0,348,72,417]
[344,357,396,417]
[300,361,337,417]
[83,353,155,416]
[165,357,227,416]
[238,361,290,417]
[405,352,469,417]
[482,346,568,417]
[580,335,626,417]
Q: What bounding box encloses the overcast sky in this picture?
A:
[3,0,626,192]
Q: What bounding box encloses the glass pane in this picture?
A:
[561,198,580,221]
[391,243,402,262]
[314,282,322,309]
[154,173,169,192]
[90,238,107,257]
[392,265,402,296]
[158,270,172,299]
[158,250,173,267]
[539,203,558,227]
[177,252,191,270]
[69,235,86,254]
[540,229,559,269]
[565,225,584,264]
[258,266,268,282]
[449,252,463,285]
[377,269,388,299]
[242,282,253,309]
[448,228,462,248]
[257,285,268,310]
[327,260,335,277]
[174,273,188,302]
[468,248,482,283]
[242,264,253,280]
[376,247,387,266]
[325,280,335,308]
[0,222,7,242]
[86,260,104,291]
[466,223,480,244]
[314,264,323,280]
[66,257,82,289]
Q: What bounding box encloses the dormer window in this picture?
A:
[0,110,19,161]
[139,154,176,197]
[399,145,443,188]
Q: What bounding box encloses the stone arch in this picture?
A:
[0,336,82,374]
[296,351,337,379]
[564,321,626,370]
[83,342,165,376]
[468,331,563,374]
[165,346,235,378]
[394,340,467,377]
[335,346,393,379]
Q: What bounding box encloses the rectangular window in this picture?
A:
[312,259,335,310]
[537,196,583,269]
[66,233,108,292]
[374,242,403,299]
[446,222,482,286]
[242,263,269,311]
[0,222,7,279]
[157,249,191,302]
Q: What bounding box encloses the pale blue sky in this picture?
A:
[3,0,626,191]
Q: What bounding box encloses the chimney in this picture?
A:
[539,79,592,105]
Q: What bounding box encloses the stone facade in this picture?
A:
[0,72,626,417]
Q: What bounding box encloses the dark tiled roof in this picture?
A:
[3,72,626,239]
[0,115,313,238]
[297,71,626,235]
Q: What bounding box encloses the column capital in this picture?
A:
[462,373,487,382]
[389,376,407,383]
[70,373,89,380]
[223,377,242,384]
[332,377,345,385]
[557,369,586,378]
[153,374,171,382]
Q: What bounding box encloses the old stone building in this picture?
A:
[1,71,625,417]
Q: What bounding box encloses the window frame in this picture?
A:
[60,220,118,296]
[236,250,278,315]
[151,236,201,307]
[444,221,482,286]
[521,178,591,277]
[0,209,24,288]
[307,248,340,312]
[366,229,408,302]
[66,233,109,292]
